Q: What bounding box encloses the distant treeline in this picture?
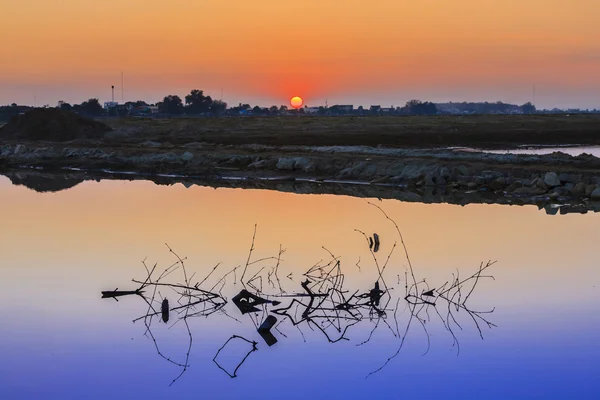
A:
[2,89,599,121]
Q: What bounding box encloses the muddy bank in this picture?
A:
[3,141,600,214]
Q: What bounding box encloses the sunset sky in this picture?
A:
[1,0,599,109]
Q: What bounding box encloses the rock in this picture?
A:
[401,191,423,202]
[276,158,296,170]
[558,173,582,184]
[370,176,389,184]
[552,186,572,196]
[63,148,82,157]
[457,165,469,176]
[222,155,254,167]
[155,152,179,163]
[473,176,485,185]
[512,187,546,196]
[544,205,559,215]
[293,157,312,172]
[585,184,598,197]
[181,151,194,161]
[422,173,435,186]
[358,164,379,179]
[338,162,367,178]
[544,172,560,187]
[482,170,501,183]
[13,144,27,155]
[1,145,12,157]
[591,188,600,200]
[489,177,506,190]
[467,182,478,190]
[141,140,162,148]
[506,181,523,192]
[532,178,548,191]
[276,157,312,172]
[573,182,587,196]
[401,165,425,180]
[437,177,447,186]
[248,159,268,169]
[549,191,561,200]
[386,163,406,176]
[439,167,451,179]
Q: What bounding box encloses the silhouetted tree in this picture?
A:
[57,101,73,111]
[403,100,437,116]
[185,89,213,114]
[78,98,104,116]
[210,100,227,115]
[521,102,536,114]
[159,95,184,114]
[124,100,149,109]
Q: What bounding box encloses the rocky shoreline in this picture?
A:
[3,141,600,215]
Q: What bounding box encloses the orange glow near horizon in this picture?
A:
[0,0,599,108]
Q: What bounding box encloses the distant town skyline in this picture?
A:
[1,0,598,109]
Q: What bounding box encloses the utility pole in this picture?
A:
[121,72,124,102]
[112,85,115,102]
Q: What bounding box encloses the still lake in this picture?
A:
[0,175,599,399]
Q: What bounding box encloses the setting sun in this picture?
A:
[290,96,303,109]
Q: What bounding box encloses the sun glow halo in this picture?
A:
[290,96,303,109]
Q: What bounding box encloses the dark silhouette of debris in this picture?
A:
[232,289,281,314]
[161,299,170,323]
[213,335,258,378]
[258,315,278,346]
[101,288,144,301]
[373,233,380,252]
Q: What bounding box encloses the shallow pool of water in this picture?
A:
[456,145,600,157]
[0,176,598,399]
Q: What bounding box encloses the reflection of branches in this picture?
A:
[368,261,496,378]
[102,206,497,383]
[102,245,227,385]
[213,335,258,378]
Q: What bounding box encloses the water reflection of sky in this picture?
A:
[0,176,599,399]
[458,145,600,158]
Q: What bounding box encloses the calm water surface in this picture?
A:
[459,145,600,157]
[1,176,599,399]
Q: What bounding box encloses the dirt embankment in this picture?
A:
[0,109,111,142]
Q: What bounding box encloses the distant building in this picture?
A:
[103,101,118,111]
[305,107,320,114]
[337,105,353,113]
